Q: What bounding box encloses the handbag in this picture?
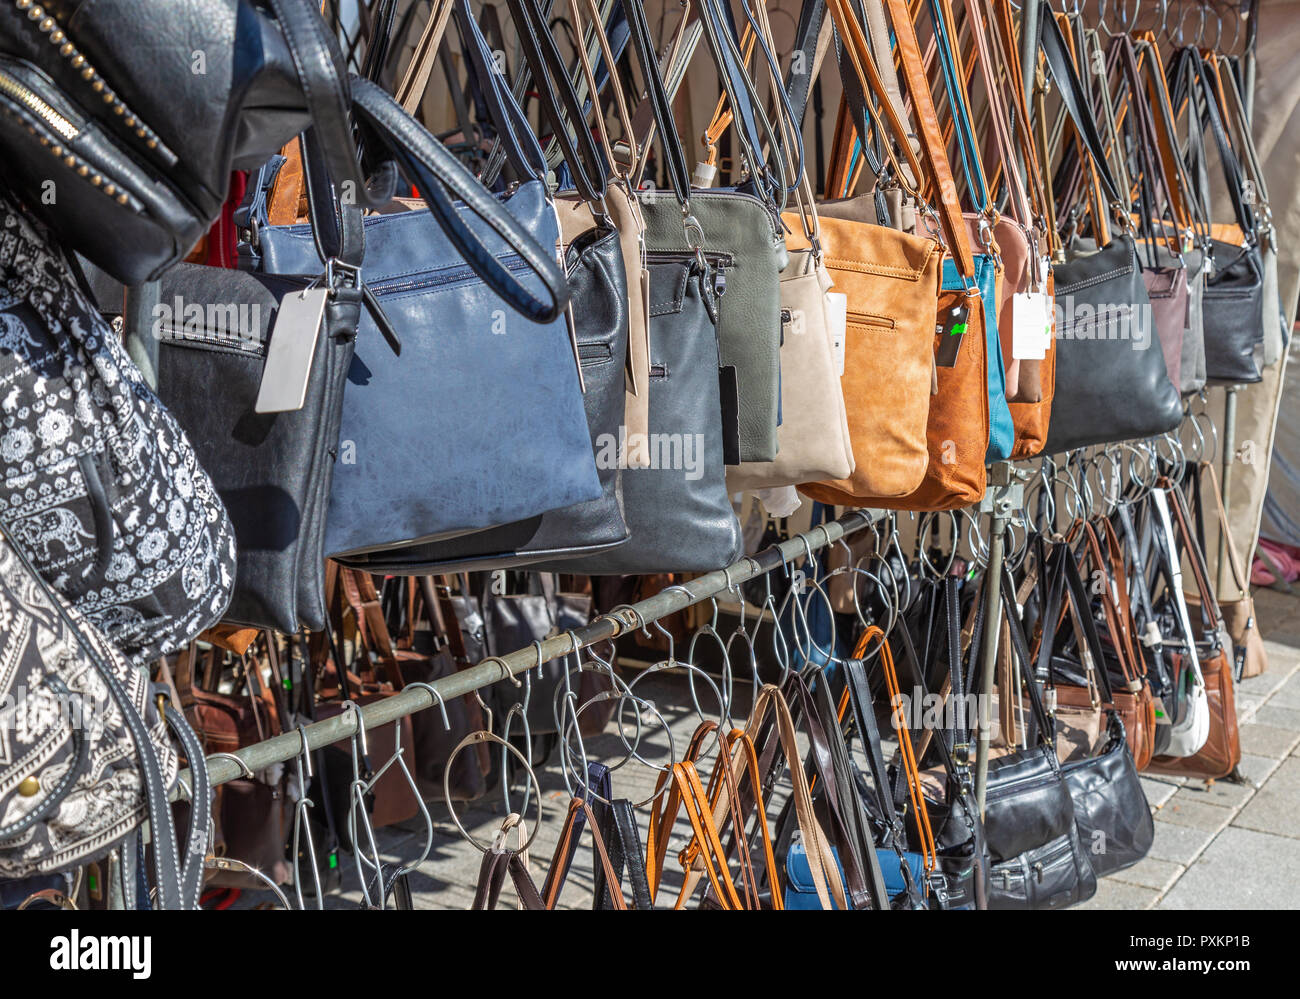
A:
[253,7,595,561]
[155,171,361,635]
[1038,8,1180,454]
[1021,541,1154,875]
[333,0,630,575]
[732,195,854,491]
[0,0,385,284]
[634,0,792,465]
[0,527,206,910]
[1134,30,1208,396]
[982,568,1097,909]
[798,0,986,504]
[559,8,741,575]
[898,581,989,909]
[0,194,235,662]
[1146,483,1242,779]
[708,1,851,491]
[1170,47,1265,386]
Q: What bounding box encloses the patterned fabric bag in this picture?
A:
[0,528,208,909]
[0,196,235,660]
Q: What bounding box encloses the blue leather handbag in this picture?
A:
[784,843,924,909]
[251,1,599,561]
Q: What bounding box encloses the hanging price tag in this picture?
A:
[934,303,969,367]
[1011,292,1050,360]
[255,287,328,413]
[825,292,847,376]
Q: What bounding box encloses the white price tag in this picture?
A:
[1011,292,1049,360]
[825,292,847,376]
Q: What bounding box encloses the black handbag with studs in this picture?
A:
[0,0,387,284]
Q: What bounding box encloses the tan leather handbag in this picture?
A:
[799,0,985,507]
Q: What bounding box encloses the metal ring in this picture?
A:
[443,729,545,854]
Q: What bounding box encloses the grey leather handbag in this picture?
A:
[563,256,742,575]
[1039,10,1180,454]
[631,0,787,464]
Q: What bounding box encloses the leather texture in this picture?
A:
[727,245,854,490]
[562,258,742,574]
[156,264,354,634]
[333,224,630,574]
[556,186,650,451]
[1062,711,1154,878]
[793,211,942,502]
[1202,238,1265,384]
[640,189,784,463]
[0,0,385,284]
[1043,234,1181,453]
[258,180,600,559]
[1147,646,1241,779]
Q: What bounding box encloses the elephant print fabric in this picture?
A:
[0,196,234,661]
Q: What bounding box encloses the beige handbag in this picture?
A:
[728,186,854,491]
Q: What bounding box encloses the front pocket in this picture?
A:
[845,310,896,331]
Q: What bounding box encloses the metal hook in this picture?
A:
[403,681,452,731]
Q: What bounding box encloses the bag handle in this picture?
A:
[503,0,612,213]
[348,77,569,322]
[266,0,391,212]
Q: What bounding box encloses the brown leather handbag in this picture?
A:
[173,635,293,888]
[797,0,984,506]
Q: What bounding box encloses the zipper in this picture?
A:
[366,254,529,297]
[578,342,613,365]
[845,309,896,330]
[648,363,668,380]
[0,67,78,140]
[643,250,735,269]
[985,771,1060,801]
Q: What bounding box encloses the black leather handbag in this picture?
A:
[898,584,990,910]
[335,0,630,575]
[1038,8,1180,454]
[0,0,385,284]
[1170,47,1265,386]
[1035,539,1155,877]
[983,569,1097,910]
[156,145,363,635]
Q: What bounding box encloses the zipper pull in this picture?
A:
[1033,861,1044,883]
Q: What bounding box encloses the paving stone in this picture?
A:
[1145,818,1217,864]
[1152,797,1234,831]
[1108,855,1184,891]
[1140,776,1182,808]
[1266,673,1300,709]
[1157,827,1300,909]
[1080,878,1162,910]
[1238,722,1300,759]
[1237,753,1283,787]
[1170,773,1255,808]
[1251,703,1300,732]
[1232,758,1300,840]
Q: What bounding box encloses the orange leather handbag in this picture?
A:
[797,0,986,509]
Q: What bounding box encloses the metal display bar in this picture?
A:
[183,508,882,791]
